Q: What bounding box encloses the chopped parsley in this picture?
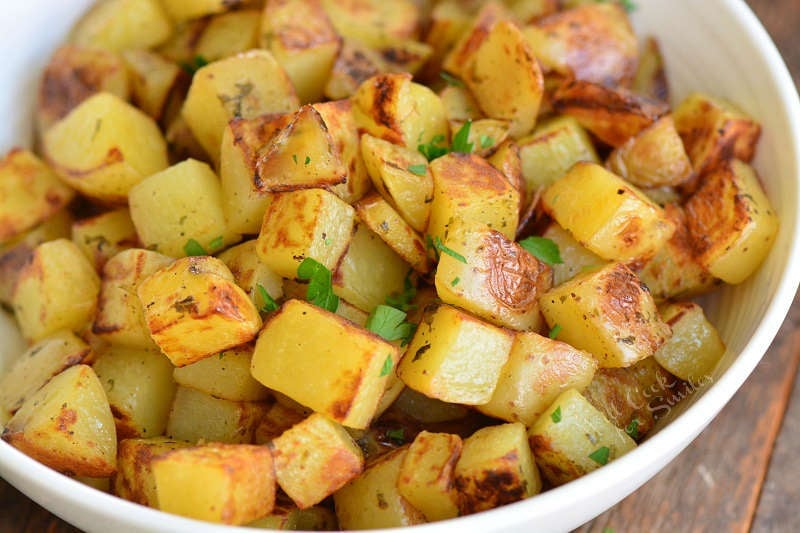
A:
[451,120,474,154]
[292,154,299,164]
[418,134,449,161]
[183,238,206,256]
[625,418,640,440]
[180,54,209,76]
[386,428,405,443]
[451,277,460,286]
[385,271,417,312]
[440,71,464,87]
[588,446,610,466]
[256,284,279,313]
[417,121,476,161]
[304,155,311,165]
[208,235,224,252]
[548,324,562,339]
[550,406,562,423]
[296,258,339,313]
[367,305,416,346]
[407,163,427,176]
[379,354,394,376]
[518,236,563,266]
[431,235,466,264]
[480,134,494,149]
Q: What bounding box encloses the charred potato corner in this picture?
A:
[0,0,779,528]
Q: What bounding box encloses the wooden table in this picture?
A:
[2,0,799,531]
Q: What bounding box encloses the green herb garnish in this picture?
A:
[297,257,339,312]
[180,54,209,76]
[548,324,562,339]
[418,134,449,161]
[480,134,494,149]
[386,428,405,443]
[432,236,467,264]
[551,406,562,423]
[451,277,460,286]
[589,446,610,465]
[440,72,464,87]
[367,305,416,346]
[451,120,474,154]
[256,284,279,313]
[379,354,394,376]
[625,418,639,440]
[304,155,311,165]
[407,164,427,176]
[183,238,206,256]
[518,236,563,266]
[208,235,224,252]
[385,271,417,312]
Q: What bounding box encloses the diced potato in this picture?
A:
[261,0,341,104]
[673,92,761,178]
[92,248,174,349]
[442,2,511,78]
[162,0,247,22]
[541,222,606,286]
[684,159,778,284]
[655,302,726,384]
[435,221,550,330]
[460,118,510,157]
[70,0,172,52]
[93,346,176,439]
[137,256,262,366]
[352,73,448,149]
[355,193,431,274]
[455,423,540,515]
[332,222,409,313]
[12,239,100,341]
[517,116,598,196]
[582,367,655,440]
[333,447,426,529]
[1,365,116,477]
[43,92,168,204]
[377,39,433,75]
[181,50,299,164]
[254,402,308,445]
[632,36,669,103]
[271,413,364,509]
[173,346,270,402]
[152,443,275,525]
[251,299,400,428]
[522,3,637,87]
[397,304,514,404]
[360,133,433,233]
[218,240,283,312]
[247,501,338,530]
[0,149,74,244]
[552,80,669,148]
[542,162,676,263]
[194,10,261,62]
[397,431,462,522]
[72,208,139,271]
[528,388,636,486]
[121,49,185,125]
[37,45,129,134]
[321,0,420,48]
[253,105,346,193]
[487,140,526,213]
[114,437,192,507]
[257,188,355,279]
[0,331,91,417]
[428,152,520,242]
[128,159,232,258]
[166,385,269,444]
[323,39,385,101]
[606,116,693,189]
[477,331,597,425]
[538,262,671,368]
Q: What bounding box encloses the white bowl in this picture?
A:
[1,1,799,531]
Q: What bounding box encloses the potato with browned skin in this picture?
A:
[582,367,656,441]
[161,0,247,22]
[193,10,261,62]
[121,49,185,126]
[217,240,283,313]
[442,2,512,78]
[114,437,192,507]
[324,39,387,100]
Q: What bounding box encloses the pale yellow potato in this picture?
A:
[541,222,606,287]
[92,346,176,439]
[271,413,364,509]
[440,85,483,124]
[321,0,420,48]
[71,207,139,271]
[12,239,100,341]
[379,39,433,75]
[137,256,262,367]
[173,346,270,402]
[194,10,261,62]
[217,240,283,313]
[114,437,192,507]
[152,443,275,525]
[70,0,172,52]
[162,0,247,22]
[2,365,116,477]
[655,302,726,384]
[251,299,399,429]
[43,92,168,204]
[121,49,184,125]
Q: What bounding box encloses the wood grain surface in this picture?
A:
[1,0,798,531]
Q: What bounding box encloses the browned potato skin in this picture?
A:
[553,79,669,147]
[37,45,129,134]
[442,2,511,78]
[114,437,192,506]
[633,36,669,103]
[487,140,526,216]
[583,367,655,441]
[324,39,386,100]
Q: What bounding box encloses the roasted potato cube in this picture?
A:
[0,331,91,417]
[542,162,676,263]
[428,152,520,242]
[251,299,400,428]
[582,367,656,441]
[12,239,100,341]
[397,431,462,522]
[137,256,262,366]
[684,159,778,284]
[355,192,432,274]
[152,443,275,525]
[397,304,514,404]
[321,0,420,48]
[360,133,433,233]
[333,447,426,529]
[271,413,364,509]
[257,188,355,279]
[541,222,606,286]
[0,149,74,244]
[128,158,232,259]
[522,3,637,87]
[218,240,283,312]
[121,49,185,125]
[2,365,116,477]
[632,36,669,103]
[93,346,176,439]
[37,45,129,134]
[376,39,433,76]
[477,331,597,425]
[487,140,526,212]
[194,10,261,62]
[332,222,409,313]
[323,39,386,101]
[253,105,346,193]
[162,0,247,22]
[173,346,270,402]
[352,73,448,149]
[455,423,540,515]
[92,248,174,349]
[181,50,299,164]
[528,388,636,486]
[114,437,192,507]
[442,2,511,78]
[43,92,168,204]
[261,0,341,104]
[70,0,172,52]
[72,208,139,271]
[539,262,671,368]
[655,302,726,384]
[552,80,669,148]
[254,402,308,445]
[673,92,761,177]
[606,116,693,188]
[440,85,483,125]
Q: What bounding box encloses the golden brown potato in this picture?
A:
[71,208,139,272]
[420,0,473,82]
[194,10,261,62]
[442,2,512,78]
[324,39,386,101]
[487,140,526,213]
[217,240,283,313]
[121,49,186,126]
[254,402,308,445]
[540,222,606,286]
[321,0,421,48]
[173,345,270,402]
[582,367,656,441]
[70,0,172,52]
[114,437,192,507]
[376,39,433,76]
[633,36,669,103]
